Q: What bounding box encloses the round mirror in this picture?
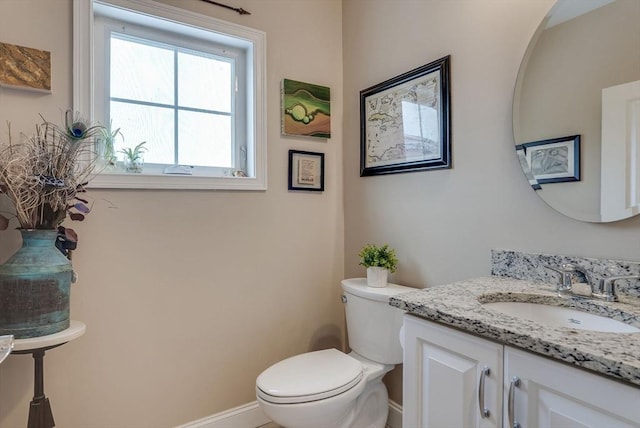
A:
[513,0,640,222]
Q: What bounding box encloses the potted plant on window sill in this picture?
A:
[119,141,147,173]
[96,119,122,168]
[358,244,398,288]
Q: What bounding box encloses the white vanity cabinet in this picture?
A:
[403,314,640,428]
[505,346,640,428]
[402,315,503,428]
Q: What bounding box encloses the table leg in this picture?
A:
[27,350,55,428]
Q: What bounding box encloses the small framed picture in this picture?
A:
[516,135,580,184]
[288,150,325,191]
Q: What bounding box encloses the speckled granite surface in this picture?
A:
[390,276,640,387]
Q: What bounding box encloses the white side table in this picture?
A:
[13,321,86,428]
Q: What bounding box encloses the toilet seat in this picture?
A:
[256,349,363,404]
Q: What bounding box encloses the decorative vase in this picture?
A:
[96,137,117,169]
[366,267,389,288]
[124,156,144,173]
[0,230,72,339]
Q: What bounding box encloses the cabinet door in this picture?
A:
[504,346,640,428]
[403,315,503,428]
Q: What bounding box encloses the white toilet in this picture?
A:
[256,278,413,428]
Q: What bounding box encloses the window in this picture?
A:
[74,0,267,189]
[105,31,238,171]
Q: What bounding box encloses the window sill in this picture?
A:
[88,171,266,190]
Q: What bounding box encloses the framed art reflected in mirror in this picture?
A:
[516,135,580,185]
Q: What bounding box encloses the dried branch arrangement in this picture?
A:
[0,111,104,232]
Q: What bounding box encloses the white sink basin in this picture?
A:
[483,301,640,333]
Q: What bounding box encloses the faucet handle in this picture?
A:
[543,264,575,292]
[596,275,640,302]
[543,264,563,275]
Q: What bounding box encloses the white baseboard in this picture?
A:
[177,399,402,428]
[176,401,270,428]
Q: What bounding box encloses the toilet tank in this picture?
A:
[341,278,415,364]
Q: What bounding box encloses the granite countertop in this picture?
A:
[390,276,640,387]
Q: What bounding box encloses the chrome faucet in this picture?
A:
[544,263,579,294]
[545,264,639,302]
[570,265,593,287]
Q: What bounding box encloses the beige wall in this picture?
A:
[343,0,640,403]
[3,0,640,424]
[0,1,344,427]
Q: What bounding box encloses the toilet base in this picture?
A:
[348,377,389,428]
[258,355,392,428]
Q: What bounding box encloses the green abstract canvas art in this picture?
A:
[282,79,331,138]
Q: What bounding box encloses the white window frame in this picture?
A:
[73,0,267,190]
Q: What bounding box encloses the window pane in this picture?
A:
[110,101,175,164]
[178,52,231,112]
[178,110,231,167]
[111,36,174,104]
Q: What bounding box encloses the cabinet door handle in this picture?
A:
[477,366,490,418]
[508,376,521,428]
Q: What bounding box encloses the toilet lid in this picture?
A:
[256,349,363,404]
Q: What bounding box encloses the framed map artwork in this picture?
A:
[360,56,451,176]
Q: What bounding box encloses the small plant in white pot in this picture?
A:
[358,244,398,288]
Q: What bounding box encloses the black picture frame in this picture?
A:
[288,150,325,191]
[360,55,451,176]
[516,135,580,185]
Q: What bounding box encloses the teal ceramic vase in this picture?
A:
[0,230,72,339]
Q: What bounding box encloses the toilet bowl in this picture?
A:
[256,278,413,428]
[257,349,393,428]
